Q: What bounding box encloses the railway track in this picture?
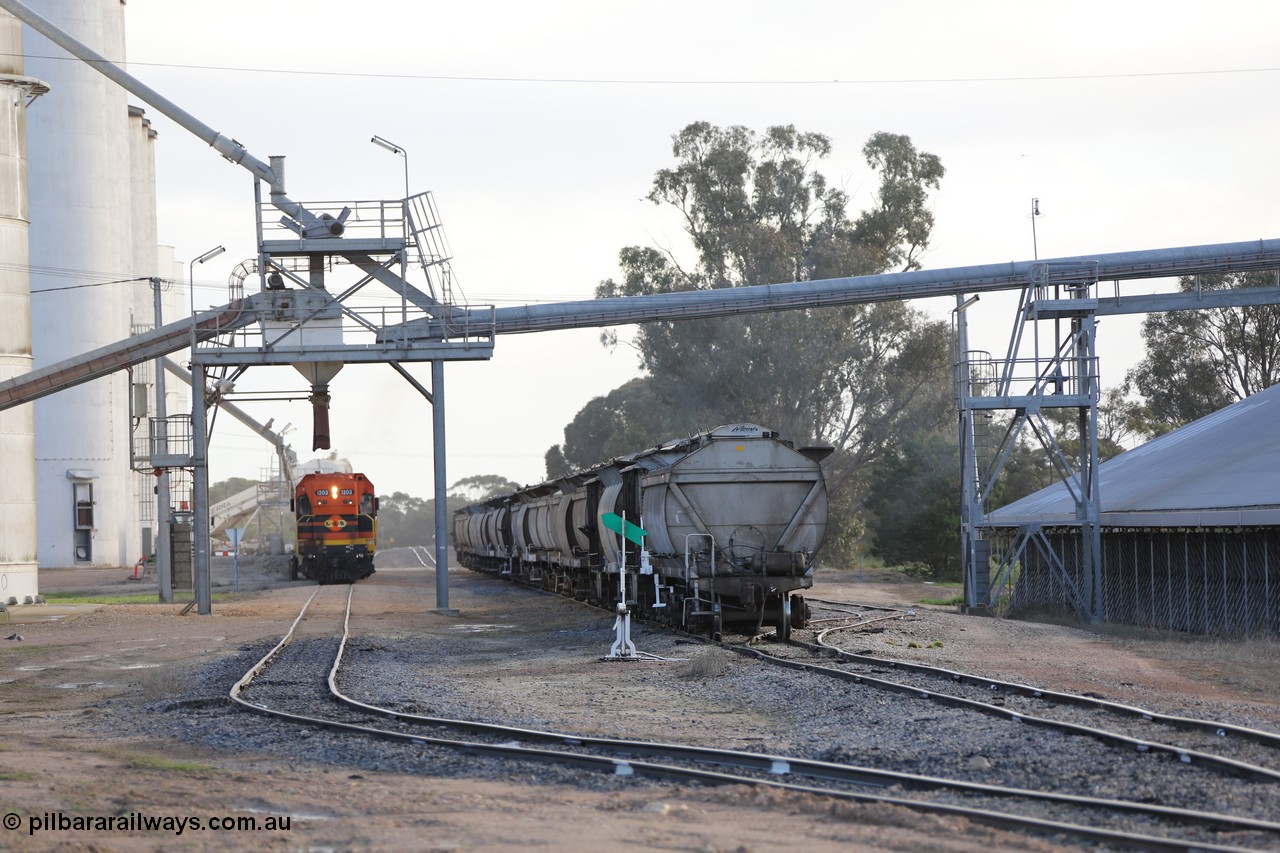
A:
[228,579,1280,852]
[760,599,1280,781]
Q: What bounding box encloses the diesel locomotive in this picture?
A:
[291,472,378,583]
[453,424,830,639]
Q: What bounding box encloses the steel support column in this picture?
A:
[152,279,173,604]
[431,360,457,615]
[1074,305,1103,621]
[956,294,987,611]
[192,361,212,615]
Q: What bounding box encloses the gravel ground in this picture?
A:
[91,561,1280,850]
[2,551,1277,851]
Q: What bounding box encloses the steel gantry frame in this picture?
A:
[3,0,1280,621]
[955,265,1105,620]
[956,275,1280,621]
[0,0,493,615]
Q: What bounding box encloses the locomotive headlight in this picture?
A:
[330,486,338,499]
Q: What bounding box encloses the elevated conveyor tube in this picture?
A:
[421,237,1280,337]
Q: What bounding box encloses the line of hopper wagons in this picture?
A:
[289,424,831,640]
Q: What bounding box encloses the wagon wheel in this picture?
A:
[776,595,792,642]
[790,594,808,629]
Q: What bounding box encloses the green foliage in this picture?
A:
[1126,270,1280,435]
[378,476,517,548]
[551,122,951,555]
[817,481,867,567]
[42,592,220,604]
[209,478,255,506]
[864,430,960,580]
[896,561,935,579]
[449,474,522,502]
[376,490,461,548]
[546,377,693,475]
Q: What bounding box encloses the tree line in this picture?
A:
[541,121,1280,579]
[233,123,1275,575]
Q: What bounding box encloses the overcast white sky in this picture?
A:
[115,0,1279,496]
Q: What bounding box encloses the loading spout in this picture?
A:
[310,385,331,451]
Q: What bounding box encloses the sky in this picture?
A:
[111,0,1280,497]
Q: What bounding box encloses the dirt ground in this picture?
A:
[0,560,1276,852]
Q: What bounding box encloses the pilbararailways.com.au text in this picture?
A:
[8,811,291,836]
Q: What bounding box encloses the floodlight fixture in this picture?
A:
[371,135,403,156]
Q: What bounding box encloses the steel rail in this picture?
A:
[803,597,910,614]
[813,612,905,644]
[225,582,1280,852]
[796,605,1280,751]
[469,562,1280,782]
[321,582,1279,848]
[466,563,1280,786]
[733,640,1280,784]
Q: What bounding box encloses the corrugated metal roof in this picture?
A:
[989,383,1280,527]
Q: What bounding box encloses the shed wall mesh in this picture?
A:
[993,528,1278,637]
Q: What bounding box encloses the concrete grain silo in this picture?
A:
[128,104,161,558]
[0,10,46,602]
[26,0,138,568]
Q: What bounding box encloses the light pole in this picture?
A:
[187,244,224,615]
[372,134,414,307]
[370,135,452,613]
[1031,197,1041,261]
[371,134,409,204]
[188,244,226,356]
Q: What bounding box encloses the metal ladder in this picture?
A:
[405,191,455,306]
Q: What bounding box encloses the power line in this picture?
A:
[30,275,151,294]
[7,51,1279,87]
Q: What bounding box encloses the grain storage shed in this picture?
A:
[988,383,1280,636]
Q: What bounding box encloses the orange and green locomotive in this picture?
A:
[291,472,378,583]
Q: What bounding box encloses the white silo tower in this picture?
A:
[0,11,46,603]
[26,0,139,568]
[128,104,161,559]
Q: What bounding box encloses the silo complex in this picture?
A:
[26,0,147,569]
[128,105,160,559]
[0,12,45,602]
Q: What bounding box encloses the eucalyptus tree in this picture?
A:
[1126,270,1280,436]
[550,123,952,562]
